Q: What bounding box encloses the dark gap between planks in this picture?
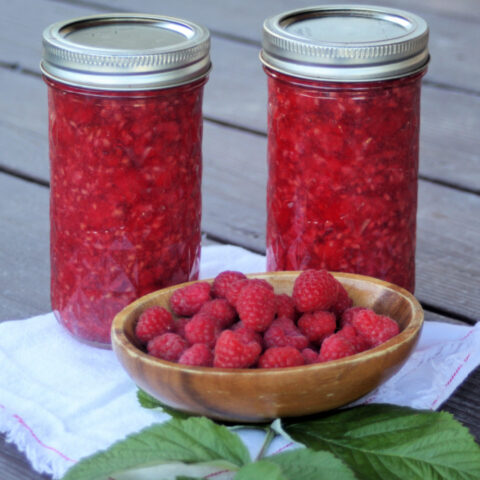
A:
[0,165,49,188]
[1,47,478,327]
[47,0,262,46]
[420,302,477,327]
[47,0,480,98]
[0,60,478,197]
[0,166,474,328]
[206,234,478,327]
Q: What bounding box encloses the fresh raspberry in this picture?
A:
[292,269,339,312]
[212,270,247,298]
[248,278,274,292]
[301,348,319,364]
[173,317,189,338]
[264,317,309,350]
[147,333,187,362]
[318,333,357,362]
[337,324,370,353]
[184,312,221,348]
[350,310,400,348]
[225,278,273,308]
[298,310,336,344]
[225,278,249,308]
[135,306,174,343]
[330,283,353,318]
[340,306,367,328]
[258,347,305,368]
[178,343,213,367]
[236,282,276,332]
[274,294,296,320]
[213,330,262,368]
[198,299,236,329]
[231,322,263,345]
[169,282,211,316]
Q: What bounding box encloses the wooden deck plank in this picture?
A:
[1,152,479,324]
[0,435,50,480]
[0,174,51,320]
[1,34,480,193]
[53,0,480,92]
[415,185,480,321]
[0,1,479,478]
[0,168,478,477]
[1,65,479,321]
[441,368,480,440]
[1,66,479,322]
[0,171,222,322]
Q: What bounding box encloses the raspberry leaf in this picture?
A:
[283,404,480,480]
[136,388,193,420]
[267,448,357,479]
[136,388,164,409]
[62,417,250,480]
[234,449,356,479]
[234,460,287,479]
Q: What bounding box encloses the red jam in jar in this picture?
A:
[42,14,211,346]
[261,6,430,292]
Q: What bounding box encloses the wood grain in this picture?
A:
[0,436,51,480]
[0,173,51,319]
[0,0,479,475]
[65,0,480,92]
[1,65,479,321]
[1,2,479,192]
[442,368,480,440]
[416,184,480,321]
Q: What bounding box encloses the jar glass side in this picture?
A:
[46,78,206,346]
[265,69,425,292]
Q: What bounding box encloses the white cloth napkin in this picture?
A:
[1,245,479,479]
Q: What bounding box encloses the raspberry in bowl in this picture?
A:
[111,270,423,422]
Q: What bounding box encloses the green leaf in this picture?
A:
[62,416,251,480]
[136,389,163,409]
[112,460,236,480]
[112,460,235,480]
[136,389,193,420]
[235,460,287,480]
[284,404,480,480]
[268,448,357,480]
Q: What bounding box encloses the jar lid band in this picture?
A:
[260,5,429,82]
[41,13,211,90]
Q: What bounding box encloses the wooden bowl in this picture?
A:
[111,272,423,422]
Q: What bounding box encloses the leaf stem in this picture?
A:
[255,427,276,461]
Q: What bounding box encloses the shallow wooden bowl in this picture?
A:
[112,272,423,422]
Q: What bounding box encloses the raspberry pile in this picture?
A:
[134,269,400,369]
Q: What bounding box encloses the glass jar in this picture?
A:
[260,6,429,292]
[41,14,211,346]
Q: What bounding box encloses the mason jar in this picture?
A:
[41,14,211,346]
[260,5,429,292]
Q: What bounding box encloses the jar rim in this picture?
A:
[260,5,430,82]
[41,13,211,90]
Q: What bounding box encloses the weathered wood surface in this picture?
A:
[0,174,50,319]
[44,0,480,93]
[1,65,479,321]
[1,0,480,192]
[1,0,479,478]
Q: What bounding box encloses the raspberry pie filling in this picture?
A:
[265,71,424,292]
[47,79,206,345]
